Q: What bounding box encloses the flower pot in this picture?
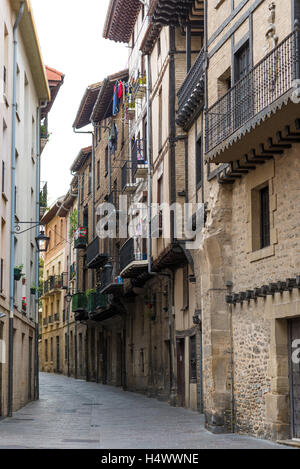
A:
[14,268,22,281]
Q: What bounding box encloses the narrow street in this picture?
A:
[0,373,289,449]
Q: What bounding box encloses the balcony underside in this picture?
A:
[89,305,120,322]
[120,260,149,279]
[74,311,88,322]
[86,253,108,270]
[152,242,187,271]
[206,98,300,166]
[100,282,124,295]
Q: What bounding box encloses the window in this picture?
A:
[65,333,68,360]
[45,339,48,362]
[196,137,202,188]
[81,173,85,201]
[260,186,270,249]
[3,25,8,96]
[251,182,271,253]
[50,337,53,362]
[158,88,162,151]
[1,161,5,194]
[88,164,92,194]
[0,259,3,294]
[97,160,100,187]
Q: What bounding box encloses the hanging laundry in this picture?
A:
[113,81,120,116]
[109,123,119,153]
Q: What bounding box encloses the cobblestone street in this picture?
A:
[0,373,290,449]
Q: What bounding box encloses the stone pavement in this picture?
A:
[0,373,291,449]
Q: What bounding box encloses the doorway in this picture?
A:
[177,338,185,407]
[28,337,33,401]
[56,336,60,373]
[0,322,3,416]
[289,318,300,439]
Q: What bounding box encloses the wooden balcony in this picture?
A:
[205,30,300,165]
[176,47,206,130]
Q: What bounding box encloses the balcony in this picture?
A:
[42,274,66,296]
[100,265,124,295]
[86,237,108,269]
[119,237,148,279]
[205,30,300,164]
[72,292,87,313]
[122,162,137,194]
[74,227,88,249]
[87,292,108,318]
[132,139,148,179]
[176,47,206,130]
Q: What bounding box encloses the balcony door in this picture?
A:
[234,41,253,130]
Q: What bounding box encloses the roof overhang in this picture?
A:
[10,0,50,101]
[70,146,92,173]
[103,0,141,43]
[148,0,204,28]
[91,69,128,123]
[73,82,102,129]
[40,197,64,225]
[41,66,65,119]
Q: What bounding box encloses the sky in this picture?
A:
[30,0,129,206]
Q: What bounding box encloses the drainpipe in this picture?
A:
[146,53,153,274]
[8,2,24,418]
[34,101,47,402]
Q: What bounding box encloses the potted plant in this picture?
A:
[30,284,37,295]
[14,265,24,281]
[22,297,27,312]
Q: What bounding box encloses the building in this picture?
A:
[0,0,63,416]
[40,0,300,444]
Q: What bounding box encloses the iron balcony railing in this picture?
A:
[87,291,107,313]
[86,238,108,269]
[120,237,147,273]
[132,139,147,177]
[177,47,206,120]
[72,292,87,312]
[206,30,300,154]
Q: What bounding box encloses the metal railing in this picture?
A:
[206,30,300,153]
[120,237,147,272]
[177,47,206,113]
[132,139,147,177]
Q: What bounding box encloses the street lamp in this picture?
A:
[66,291,72,378]
[35,230,50,252]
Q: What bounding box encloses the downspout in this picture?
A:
[146,53,152,274]
[169,26,176,243]
[34,100,47,402]
[8,1,24,417]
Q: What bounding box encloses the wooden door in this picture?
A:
[56,336,60,373]
[290,318,300,439]
[0,323,3,416]
[177,339,185,407]
[28,337,33,401]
